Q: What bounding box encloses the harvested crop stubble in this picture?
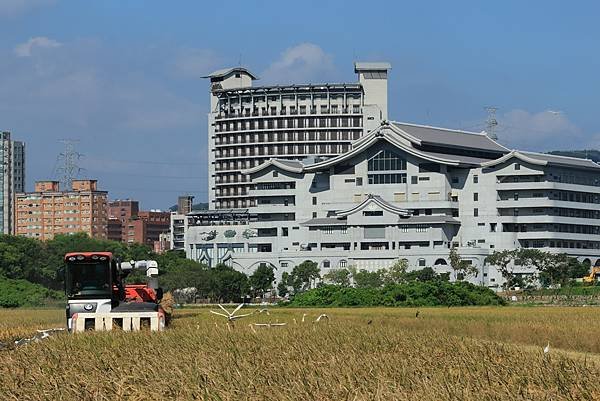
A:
[1,308,600,400]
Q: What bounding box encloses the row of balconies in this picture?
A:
[214,119,363,133]
[215,106,363,120]
[214,134,358,146]
[497,199,600,211]
[215,145,347,159]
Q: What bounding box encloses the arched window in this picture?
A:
[434,258,448,266]
[367,150,407,184]
[339,259,348,268]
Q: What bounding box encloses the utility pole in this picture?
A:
[55,139,83,190]
[484,106,499,141]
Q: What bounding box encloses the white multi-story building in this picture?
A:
[0,131,25,234]
[204,62,391,209]
[186,121,600,289]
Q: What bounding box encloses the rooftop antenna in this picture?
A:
[55,139,84,190]
[484,106,499,140]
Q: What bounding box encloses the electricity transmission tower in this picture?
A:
[484,106,499,141]
[55,139,84,190]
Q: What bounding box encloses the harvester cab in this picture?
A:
[64,252,167,332]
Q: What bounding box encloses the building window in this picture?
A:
[474,193,479,201]
[273,171,278,177]
[416,224,427,233]
[452,177,459,184]
[368,173,406,185]
[473,175,479,183]
[363,210,383,217]
[418,258,426,267]
[339,260,347,268]
[490,223,497,232]
[474,208,479,217]
[282,227,288,237]
[312,197,317,205]
[323,260,331,268]
[312,212,317,218]
[356,177,363,186]
[368,150,406,171]
[515,163,521,170]
[367,150,407,185]
[514,193,519,201]
[411,176,418,184]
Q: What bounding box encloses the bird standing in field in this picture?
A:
[302,313,307,323]
[367,319,373,325]
[544,342,550,354]
[315,314,329,323]
[415,310,420,318]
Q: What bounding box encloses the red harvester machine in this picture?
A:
[64,252,168,332]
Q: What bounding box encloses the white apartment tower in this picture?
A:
[0,131,25,234]
[204,62,391,209]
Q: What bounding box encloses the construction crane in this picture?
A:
[63,252,169,332]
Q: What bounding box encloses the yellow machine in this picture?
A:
[583,267,600,284]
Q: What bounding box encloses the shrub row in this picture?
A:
[287,282,505,307]
[0,277,64,308]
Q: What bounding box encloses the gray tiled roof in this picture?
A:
[202,67,258,80]
[392,122,508,153]
[521,151,600,169]
[417,149,491,165]
[276,159,304,169]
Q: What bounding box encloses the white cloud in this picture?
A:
[0,0,54,17]
[497,109,584,151]
[261,43,335,84]
[14,36,62,57]
[0,38,211,207]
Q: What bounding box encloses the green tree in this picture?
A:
[486,249,549,289]
[289,260,320,292]
[351,268,386,288]
[449,247,478,281]
[323,268,351,287]
[384,259,408,284]
[249,264,275,297]
[208,264,249,303]
[277,272,290,297]
[403,267,442,282]
[485,249,518,289]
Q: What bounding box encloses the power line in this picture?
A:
[85,170,207,180]
[55,139,85,189]
[86,156,204,166]
[109,187,207,194]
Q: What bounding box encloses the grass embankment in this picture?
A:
[1,307,600,400]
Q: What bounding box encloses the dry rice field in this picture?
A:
[1,306,600,400]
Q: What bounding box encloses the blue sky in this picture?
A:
[1,0,599,208]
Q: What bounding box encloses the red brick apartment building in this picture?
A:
[108,199,170,246]
[16,180,108,240]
